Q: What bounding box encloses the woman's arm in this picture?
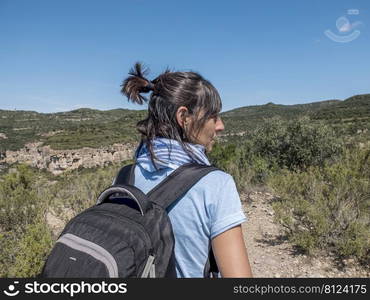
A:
[211,225,253,277]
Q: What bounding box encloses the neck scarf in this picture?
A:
[135,137,211,171]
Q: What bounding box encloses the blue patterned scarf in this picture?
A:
[135,138,211,171]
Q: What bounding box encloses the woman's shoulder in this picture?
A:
[196,169,236,191]
[207,167,233,179]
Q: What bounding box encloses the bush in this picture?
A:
[0,161,130,277]
[269,145,370,263]
[252,116,343,171]
[0,164,41,231]
[6,223,53,277]
[0,164,52,276]
[47,161,131,217]
[209,142,267,191]
[210,117,342,188]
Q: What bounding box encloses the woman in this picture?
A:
[121,62,252,278]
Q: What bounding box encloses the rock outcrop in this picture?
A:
[0,142,135,175]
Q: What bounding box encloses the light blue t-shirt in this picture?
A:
[133,162,247,277]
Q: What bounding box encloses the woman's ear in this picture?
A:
[176,106,190,128]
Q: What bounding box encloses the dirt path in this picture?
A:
[241,191,369,278]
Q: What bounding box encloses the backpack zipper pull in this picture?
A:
[141,251,156,278]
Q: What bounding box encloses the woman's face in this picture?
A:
[176,106,225,152]
[193,115,225,152]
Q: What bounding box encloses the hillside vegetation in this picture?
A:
[1,94,369,152]
[0,108,146,151]
[222,94,370,142]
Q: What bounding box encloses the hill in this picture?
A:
[221,94,370,139]
[0,108,146,151]
[1,94,369,152]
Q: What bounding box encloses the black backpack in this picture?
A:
[41,163,220,278]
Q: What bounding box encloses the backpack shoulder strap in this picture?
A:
[113,164,135,185]
[146,163,220,278]
[147,163,219,209]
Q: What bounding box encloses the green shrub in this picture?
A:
[211,117,343,189]
[269,145,370,263]
[338,222,369,259]
[0,164,52,277]
[209,142,262,191]
[0,164,41,231]
[0,161,131,277]
[7,223,53,277]
[48,161,131,217]
[252,116,343,171]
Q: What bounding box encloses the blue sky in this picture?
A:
[0,0,369,113]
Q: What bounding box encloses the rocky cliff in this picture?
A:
[0,142,135,175]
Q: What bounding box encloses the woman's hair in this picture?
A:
[120,62,222,166]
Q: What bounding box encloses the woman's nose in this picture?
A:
[216,118,225,132]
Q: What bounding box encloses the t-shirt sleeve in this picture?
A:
[209,173,247,239]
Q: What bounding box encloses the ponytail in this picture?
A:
[120,62,154,105]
